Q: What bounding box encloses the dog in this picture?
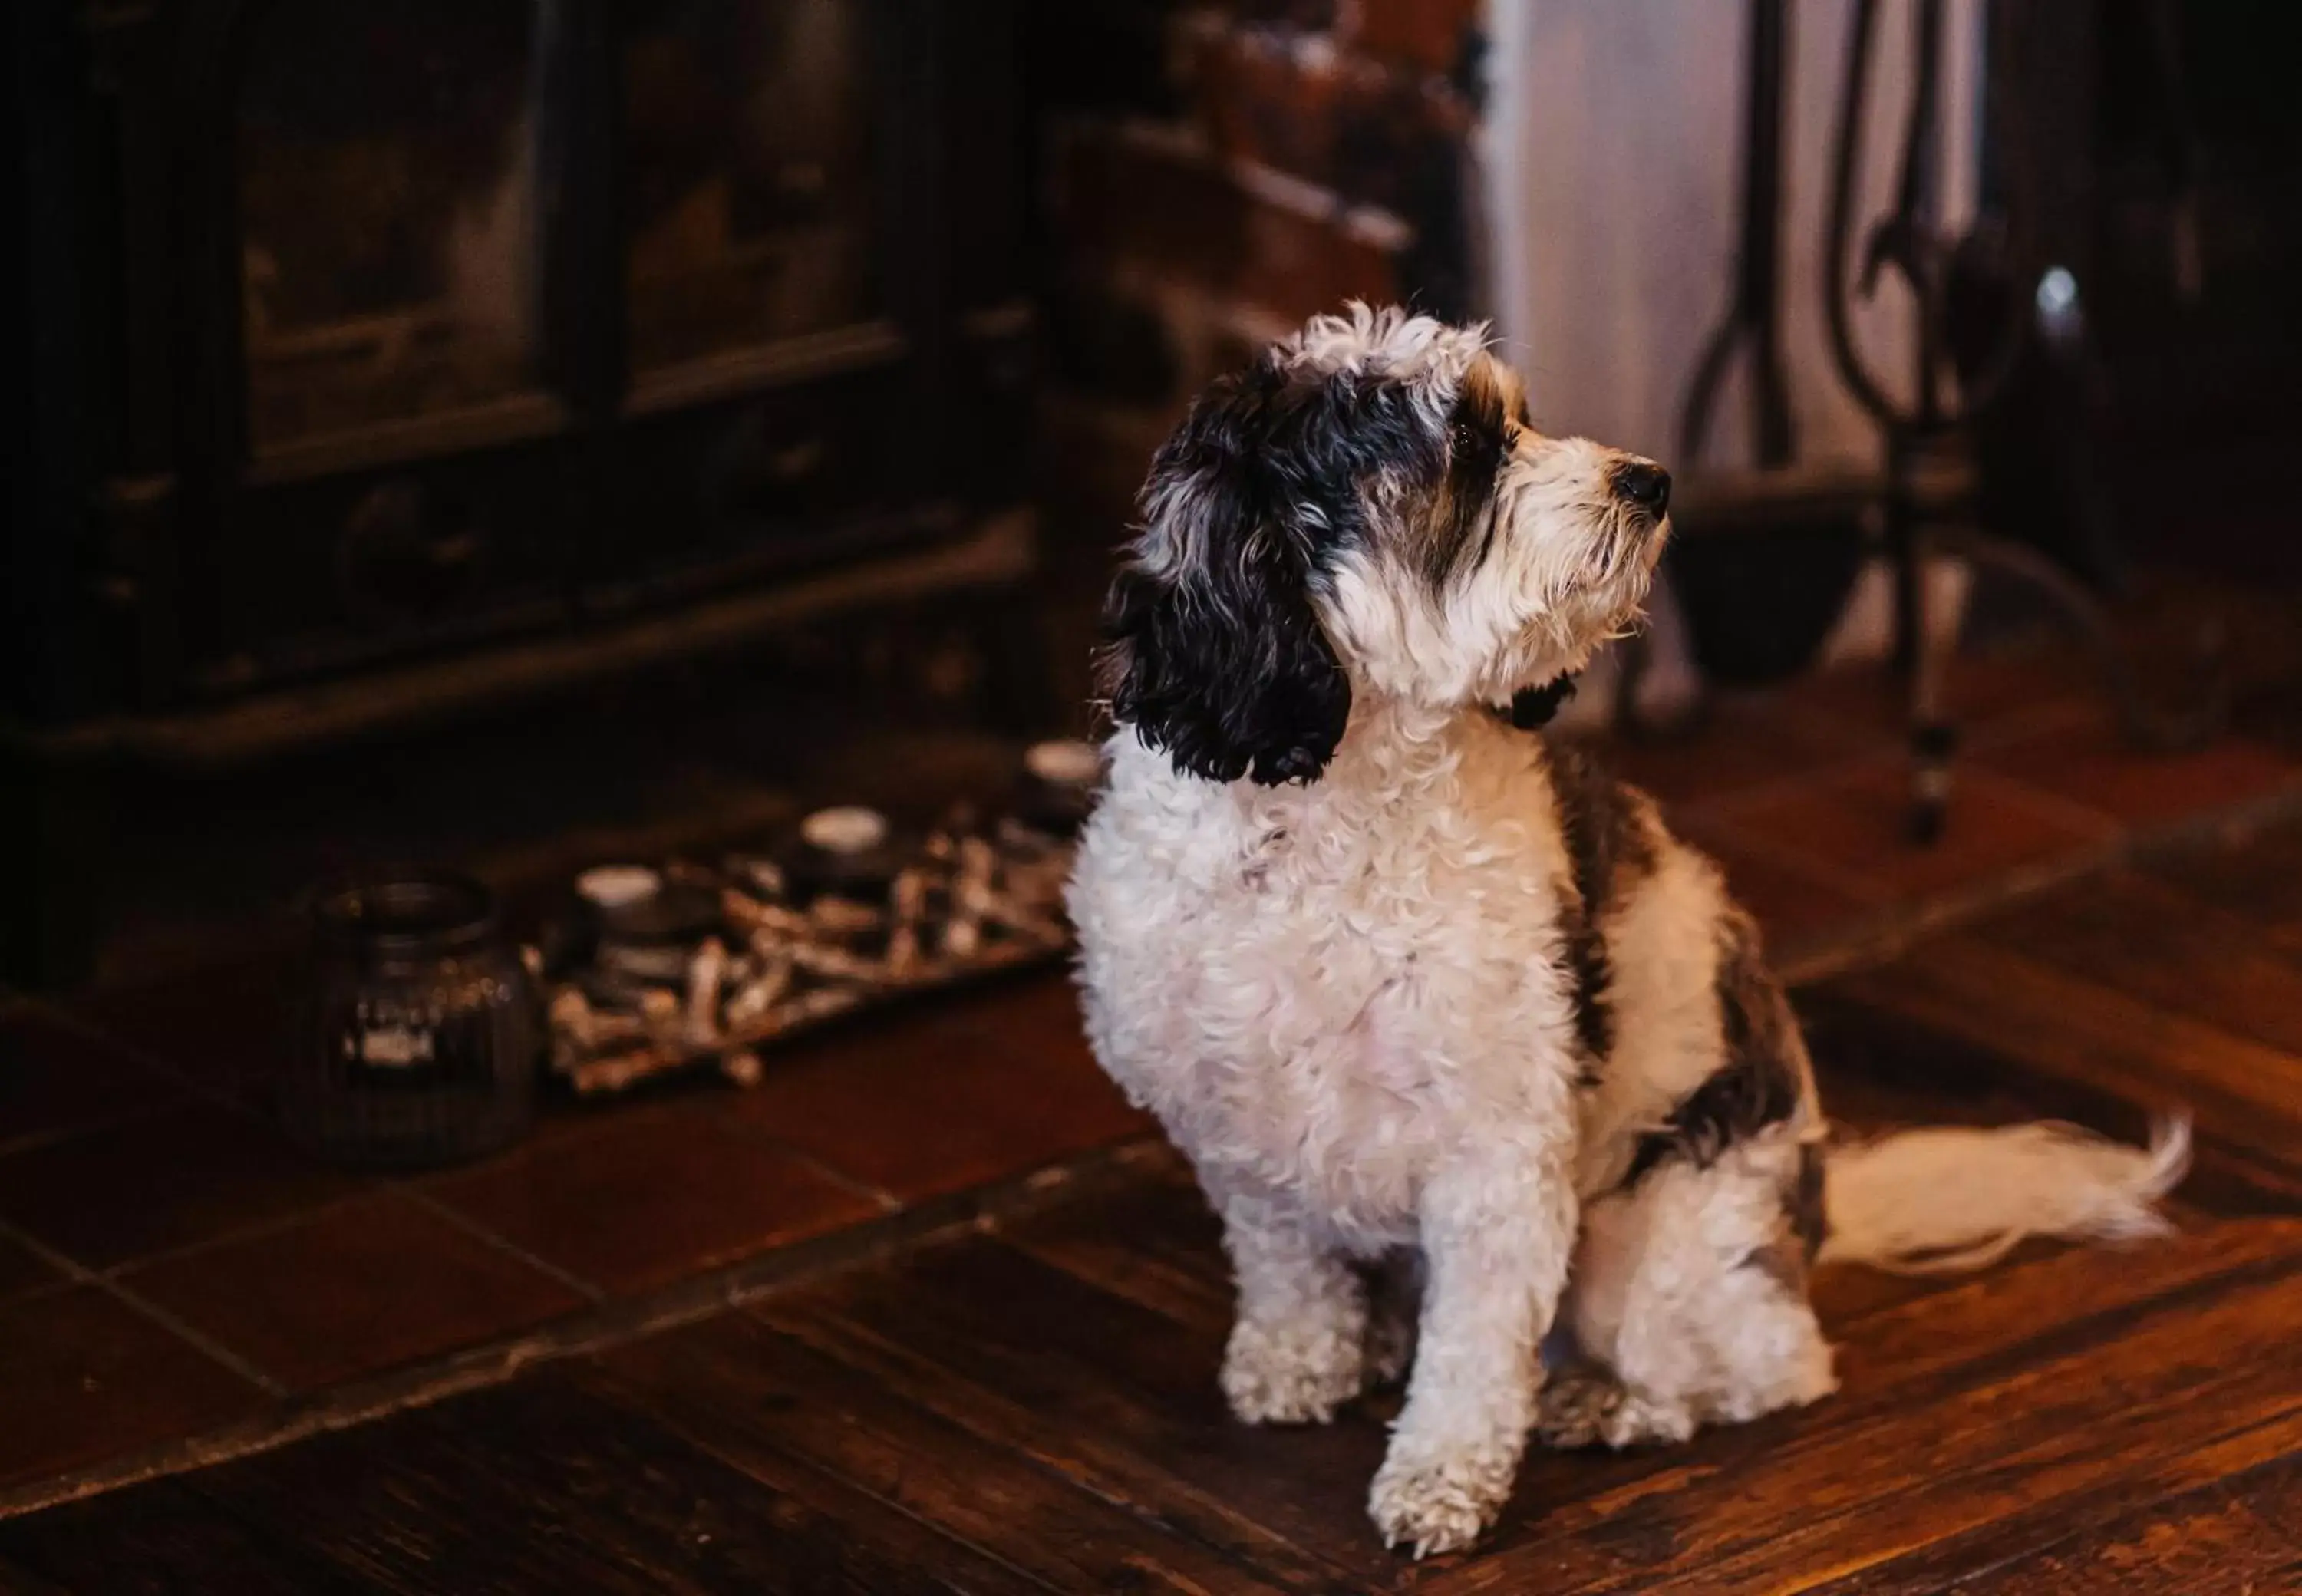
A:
[1064,305,2188,1558]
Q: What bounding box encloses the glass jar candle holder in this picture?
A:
[284,869,537,1169]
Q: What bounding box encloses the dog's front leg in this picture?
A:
[1215,1186,1368,1425]
[1368,1139,1575,1557]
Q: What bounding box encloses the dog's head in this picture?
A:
[1100,304,1674,785]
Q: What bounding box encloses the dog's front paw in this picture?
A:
[1366,1442,1517,1558]
[1222,1315,1364,1425]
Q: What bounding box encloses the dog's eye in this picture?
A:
[1451,421,1475,452]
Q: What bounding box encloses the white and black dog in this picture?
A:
[1065,305,2187,1557]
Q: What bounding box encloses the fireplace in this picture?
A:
[7,0,1031,722]
[3,0,1035,984]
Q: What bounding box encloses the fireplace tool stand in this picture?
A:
[1681,0,1796,482]
[1825,0,2226,843]
[1614,0,1814,740]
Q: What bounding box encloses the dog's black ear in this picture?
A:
[1097,368,1351,786]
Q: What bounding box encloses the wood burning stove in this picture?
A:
[9,0,1030,714]
[5,0,1034,981]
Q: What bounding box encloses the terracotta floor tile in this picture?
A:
[1591,690,1874,809]
[70,954,297,1108]
[424,1107,879,1297]
[1670,818,1878,952]
[0,1287,263,1488]
[1971,712,2302,830]
[117,1192,589,1393]
[1,1006,187,1152]
[1712,760,2115,905]
[0,1103,367,1270]
[723,974,1154,1203]
[1776,645,2099,745]
[0,1232,63,1301]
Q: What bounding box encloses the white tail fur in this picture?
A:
[1818,1116,2192,1275]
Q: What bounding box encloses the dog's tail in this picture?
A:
[1816,1116,2192,1274]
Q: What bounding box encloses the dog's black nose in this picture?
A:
[1614,461,1671,516]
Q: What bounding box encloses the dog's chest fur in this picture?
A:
[1069,704,1588,1245]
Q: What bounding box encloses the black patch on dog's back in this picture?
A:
[1548,741,1656,1077]
[1621,910,1804,1185]
[1742,1139,1831,1294]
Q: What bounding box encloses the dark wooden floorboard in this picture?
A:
[1424,1228,2302,1589]
[9,823,2302,1592]
[1831,937,2302,1172]
[2143,819,2302,955]
[5,1374,1050,1595]
[0,1556,72,1595]
[1799,1426,2302,1595]
[998,1159,1235,1337]
[0,1477,370,1595]
[1972,868,2302,1062]
[756,1237,1400,1591]
[583,1311,1304,1594]
[1799,987,2302,1223]
[1951,1458,2302,1596]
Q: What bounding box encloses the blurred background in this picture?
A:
[5,0,2300,988]
[9,4,2302,1556]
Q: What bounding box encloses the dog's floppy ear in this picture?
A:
[1098,365,1351,786]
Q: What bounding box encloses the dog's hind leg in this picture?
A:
[1543,1129,1835,1449]
[1213,1184,1369,1426]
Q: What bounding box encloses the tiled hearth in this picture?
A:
[6,641,2302,1510]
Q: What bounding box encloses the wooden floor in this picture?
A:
[7,825,2302,1593]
